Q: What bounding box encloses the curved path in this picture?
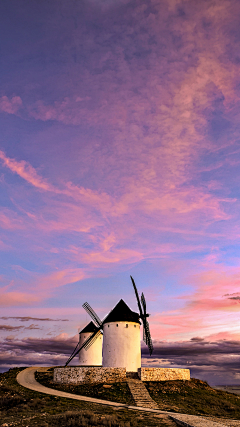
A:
[17,367,163,413]
[17,367,229,427]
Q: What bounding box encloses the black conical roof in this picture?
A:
[103,299,140,324]
[79,321,99,334]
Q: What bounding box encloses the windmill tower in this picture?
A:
[79,321,102,366]
[102,299,141,372]
[65,276,153,369]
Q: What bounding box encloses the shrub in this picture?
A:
[0,394,25,410]
[49,410,137,426]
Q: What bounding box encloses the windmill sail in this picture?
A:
[65,341,80,367]
[82,302,102,327]
[65,328,102,366]
[65,303,104,366]
[130,275,153,355]
[83,329,102,350]
[131,276,143,318]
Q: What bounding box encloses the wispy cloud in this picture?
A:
[0,316,68,322]
[0,96,22,115]
[0,290,40,307]
[0,324,40,331]
[0,150,54,191]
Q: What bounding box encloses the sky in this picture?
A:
[1,0,240,385]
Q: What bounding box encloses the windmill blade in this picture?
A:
[78,328,101,352]
[65,329,101,366]
[144,319,153,355]
[130,276,143,317]
[82,302,102,327]
[141,292,147,314]
[83,329,102,350]
[143,321,146,344]
[65,342,80,367]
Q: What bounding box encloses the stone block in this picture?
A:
[53,366,126,384]
[138,367,190,381]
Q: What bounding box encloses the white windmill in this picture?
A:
[78,321,102,365]
[102,298,141,372]
[65,320,103,367]
[65,276,153,371]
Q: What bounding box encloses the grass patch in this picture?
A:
[145,378,240,419]
[0,368,171,426]
[36,368,135,405]
[36,368,240,421]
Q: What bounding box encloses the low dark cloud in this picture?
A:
[0,325,24,331]
[1,334,77,355]
[1,334,240,385]
[142,339,240,385]
[223,292,240,301]
[0,317,68,322]
[0,334,78,372]
[190,337,205,342]
[0,324,40,331]
[143,340,240,357]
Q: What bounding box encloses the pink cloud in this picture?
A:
[0,150,54,191]
[1,0,240,344]
[0,267,86,309]
[148,262,240,341]
[0,96,22,114]
[82,248,143,265]
[28,98,73,123]
[206,330,240,341]
[39,268,86,290]
[0,149,236,284]
[0,290,40,307]
[0,209,24,230]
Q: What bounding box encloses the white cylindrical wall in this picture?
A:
[79,332,103,366]
[102,321,141,372]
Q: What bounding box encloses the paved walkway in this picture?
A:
[169,414,240,427]
[17,367,235,427]
[17,367,165,413]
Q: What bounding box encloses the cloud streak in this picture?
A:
[0,150,54,191]
[0,316,69,322]
[0,96,22,115]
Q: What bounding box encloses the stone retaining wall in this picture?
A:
[138,367,190,381]
[54,367,126,384]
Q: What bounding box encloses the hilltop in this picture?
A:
[36,368,240,419]
[0,368,173,427]
[1,368,240,426]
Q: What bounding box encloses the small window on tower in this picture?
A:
[126,324,128,328]
[134,325,136,328]
[116,324,118,327]
[108,325,110,327]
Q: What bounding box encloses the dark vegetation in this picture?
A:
[145,378,240,419]
[36,369,135,405]
[37,369,240,420]
[0,368,172,426]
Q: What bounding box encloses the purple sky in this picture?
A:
[1,0,240,385]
